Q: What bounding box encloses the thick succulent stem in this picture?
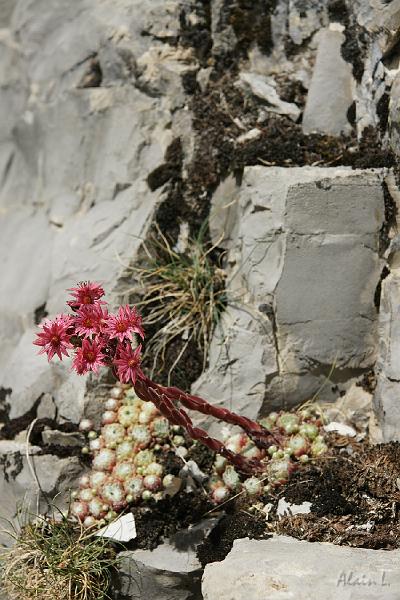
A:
[164,384,281,448]
[134,374,271,474]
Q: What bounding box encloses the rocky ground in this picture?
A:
[2,0,400,599]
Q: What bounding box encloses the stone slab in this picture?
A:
[202,536,400,600]
[195,167,385,421]
[303,28,354,135]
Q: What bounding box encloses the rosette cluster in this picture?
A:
[33,282,144,384]
[208,407,328,503]
[71,384,184,527]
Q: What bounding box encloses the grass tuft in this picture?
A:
[124,223,227,382]
[0,513,117,600]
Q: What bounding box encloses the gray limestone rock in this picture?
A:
[192,304,278,435]
[36,393,57,421]
[0,0,191,424]
[0,450,82,547]
[0,440,41,454]
[374,272,400,442]
[287,0,329,46]
[197,167,385,422]
[354,0,400,34]
[237,72,301,121]
[112,519,218,600]
[390,72,400,157]
[0,0,15,27]
[202,536,400,600]
[302,27,354,135]
[41,430,83,447]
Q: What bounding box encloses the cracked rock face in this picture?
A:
[202,535,400,600]
[1,0,396,436]
[374,272,400,442]
[194,167,385,427]
[112,519,217,600]
[0,0,399,595]
[0,0,398,532]
[0,449,82,547]
[0,0,195,424]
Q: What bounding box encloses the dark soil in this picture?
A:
[380,181,398,253]
[0,386,12,424]
[186,443,216,474]
[194,440,400,566]
[276,442,400,549]
[197,509,270,567]
[127,492,213,551]
[0,397,40,440]
[117,437,400,563]
[228,0,277,58]
[0,450,24,482]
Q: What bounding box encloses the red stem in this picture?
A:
[134,374,275,474]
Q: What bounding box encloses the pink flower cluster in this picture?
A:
[34,282,144,384]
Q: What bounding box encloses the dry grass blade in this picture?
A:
[124,223,227,382]
[0,514,117,600]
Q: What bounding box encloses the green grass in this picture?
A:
[125,223,227,382]
[0,513,117,600]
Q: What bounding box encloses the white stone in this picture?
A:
[0,440,41,454]
[96,513,137,542]
[276,498,312,517]
[202,536,400,600]
[324,422,357,437]
[238,72,300,121]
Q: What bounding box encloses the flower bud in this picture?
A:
[222,466,241,490]
[105,398,119,411]
[143,475,162,492]
[243,477,262,496]
[211,486,229,504]
[83,516,97,528]
[71,501,89,520]
[79,419,94,432]
[102,411,117,425]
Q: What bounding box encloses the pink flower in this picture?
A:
[74,304,109,338]
[105,305,145,343]
[114,343,143,384]
[67,281,105,308]
[73,339,106,374]
[124,305,145,340]
[33,315,73,361]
